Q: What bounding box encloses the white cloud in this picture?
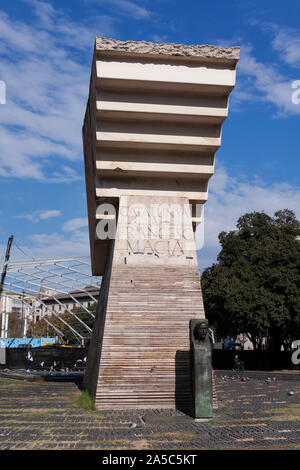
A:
[92,0,151,20]
[25,230,90,258]
[257,22,300,69]
[15,209,61,221]
[63,217,88,232]
[115,0,151,19]
[231,43,299,116]
[231,22,300,116]
[0,230,90,267]
[151,34,168,43]
[197,165,300,271]
[25,0,55,28]
[0,2,115,181]
[39,210,61,220]
[272,33,300,68]
[22,0,115,50]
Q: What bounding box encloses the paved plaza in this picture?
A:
[0,372,299,450]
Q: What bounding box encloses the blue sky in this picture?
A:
[0,0,299,271]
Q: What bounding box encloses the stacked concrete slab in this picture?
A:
[83,37,239,410]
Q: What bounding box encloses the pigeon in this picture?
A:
[129,422,137,429]
[288,391,294,396]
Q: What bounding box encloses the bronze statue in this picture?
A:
[190,318,213,421]
[193,319,209,343]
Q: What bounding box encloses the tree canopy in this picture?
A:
[26,303,96,347]
[201,209,300,351]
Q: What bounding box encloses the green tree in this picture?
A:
[57,304,96,346]
[201,209,300,351]
[26,317,48,338]
[7,312,22,338]
[26,303,97,346]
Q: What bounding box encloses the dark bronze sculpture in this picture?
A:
[193,320,209,342]
[190,319,213,421]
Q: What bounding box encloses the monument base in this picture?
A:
[84,196,206,411]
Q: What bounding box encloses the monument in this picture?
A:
[82,37,239,410]
[190,319,213,420]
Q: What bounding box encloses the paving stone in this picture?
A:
[0,374,299,449]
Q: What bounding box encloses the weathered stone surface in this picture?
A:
[95,36,240,61]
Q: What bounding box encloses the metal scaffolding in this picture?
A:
[0,256,101,345]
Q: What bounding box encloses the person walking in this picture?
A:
[233,354,244,371]
[25,346,34,372]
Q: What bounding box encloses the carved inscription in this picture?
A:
[122,238,185,256]
[116,199,195,257]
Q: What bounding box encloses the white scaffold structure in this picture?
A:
[0,256,101,345]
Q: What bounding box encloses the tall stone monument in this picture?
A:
[82,37,239,410]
